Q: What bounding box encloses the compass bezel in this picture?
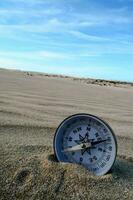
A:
[53,113,117,175]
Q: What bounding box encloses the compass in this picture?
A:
[54,114,117,176]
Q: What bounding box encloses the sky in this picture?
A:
[0,0,133,82]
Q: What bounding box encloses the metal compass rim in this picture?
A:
[53,113,117,176]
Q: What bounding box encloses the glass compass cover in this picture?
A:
[54,114,117,176]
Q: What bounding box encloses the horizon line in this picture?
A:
[0,67,133,84]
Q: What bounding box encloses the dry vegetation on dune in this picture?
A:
[0,68,133,200]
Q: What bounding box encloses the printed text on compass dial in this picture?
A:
[62,119,115,173]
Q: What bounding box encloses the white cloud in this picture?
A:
[0,58,26,69]
[0,50,101,62]
[0,0,133,65]
[0,57,103,73]
[0,58,119,80]
[0,51,67,60]
[69,30,109,42]
[7,0,47,6]
[0,8,62,18]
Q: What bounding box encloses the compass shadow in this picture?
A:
[112,157,133,182]
[47,153,133,181]
[47,154,59,162]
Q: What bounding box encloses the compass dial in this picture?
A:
[54,114,117,176]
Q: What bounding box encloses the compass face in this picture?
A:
[54,114,117,176]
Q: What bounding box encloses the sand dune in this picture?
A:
[0,68,133,200]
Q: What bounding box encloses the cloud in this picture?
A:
[0,57,110,78]
[69,31,110,42]
[0,50,101,62]
[1,57,131,82]
[0,0,132,27]
[0,58,26,69]
[6,0,48,6]
[0,52,133,82]
[0,51,68,60]
[0,18,76,34]
[0,8,62,19]
[0,0,133,82]
[0,0,132,45]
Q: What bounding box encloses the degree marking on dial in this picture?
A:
[98,147,103,152]
[95,132,99,137]
[96,121,101,126]
[103,128,107,133]
[67,123,71,128]
[77,127,82,131]
[73,126,82,134]
[68,137,73,142]
[105,154,111,161]
[73,129,77,134]
[102,159,107,163]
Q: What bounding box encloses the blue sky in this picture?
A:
[0,0,133,81]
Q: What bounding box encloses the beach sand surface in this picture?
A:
[0,69,133,200]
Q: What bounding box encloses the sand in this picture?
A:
[0,68,133,200]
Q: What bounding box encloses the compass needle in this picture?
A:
[54,114,117,176]
[62,142,91,152]
[91,139,107,146]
